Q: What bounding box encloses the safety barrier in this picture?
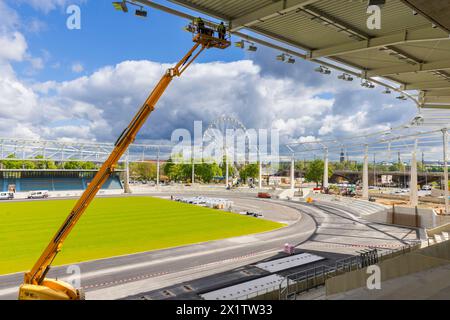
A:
[278,243,420,300]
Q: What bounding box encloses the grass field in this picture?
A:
[0,197,283,275]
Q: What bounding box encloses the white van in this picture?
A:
[0,192,14,200]
[27,191,49,199]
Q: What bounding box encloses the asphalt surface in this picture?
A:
[0,192,420,300]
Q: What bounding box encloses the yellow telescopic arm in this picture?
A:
[24,42,204,285]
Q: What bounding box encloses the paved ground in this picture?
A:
[328,264,450,300]
[0,193,313,300]
[0,192,420,300]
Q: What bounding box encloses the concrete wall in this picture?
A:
[326,240,450,296]
[426,223,450,238]
[363,205,450,229]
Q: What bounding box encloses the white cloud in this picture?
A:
[71,62,84,73]
[0,56,419,147]
[0,32,27,62]
[17,0,83,13]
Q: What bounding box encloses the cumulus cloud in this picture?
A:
[71,62,84,73]
[0,32,27,62]
[0,56,419,146]
[0,0,419,148]
[16,0,85,13]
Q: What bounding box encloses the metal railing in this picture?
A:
[279,243,420,300]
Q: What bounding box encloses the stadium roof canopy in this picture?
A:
[137,0,450,110]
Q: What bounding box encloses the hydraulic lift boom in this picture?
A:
[19,31,230,300]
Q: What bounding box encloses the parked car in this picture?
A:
[422,185,432,191]
[27,190,49,199]
[257,192,271,199]
[246,211,263,218]
[0,192,14,200]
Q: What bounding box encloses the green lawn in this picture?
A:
[0,197,283,275]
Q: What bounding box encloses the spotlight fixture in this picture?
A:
[315,66,331,75]
[112,1,148,18]
[235,40,258,51]
[338,73,353,82]
[183,24,195,33]
[287,57,296,64]
[411,115,424,126]
[135,7,148,18]
[361,80,375,88]
[382,88,392,94]
[247,44,258,52]
[112,1,128,12]
[276,54,286,62]
[234,40,245,49]
[396,94,408,101]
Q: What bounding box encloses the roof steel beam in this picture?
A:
[167,0,230,20]
[309,27,449,59]
[230,0,321,32]
[403,80,450,90]
[367,59,450,77]
[423,89,450,96]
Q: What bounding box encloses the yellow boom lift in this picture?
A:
[18,24,230,300]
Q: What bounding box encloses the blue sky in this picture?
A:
[10,0,245,82]
[0,0,417,146]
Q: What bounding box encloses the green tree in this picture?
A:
[196,162,222,183]
[305,159,333,187]
[130,162,157,181]
[63,161,95,170]
[1,154,22,169]
[34,155,57,169]
[239,163,260,183]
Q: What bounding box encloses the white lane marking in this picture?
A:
[0,227,313,297]
[0,287,17,297]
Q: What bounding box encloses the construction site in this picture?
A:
[0,0,450,305]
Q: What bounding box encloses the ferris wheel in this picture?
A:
[204,116,248,181]
[204,115,247,145]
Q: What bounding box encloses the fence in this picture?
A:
[278,243,420,300]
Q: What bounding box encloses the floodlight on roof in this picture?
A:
[382,88,392,94]
[276,54,286,62]
[338,73,353,82]
[396,94,408,101]
[315,66,331,75]
[287,57,296,64]
[411,115,425,126]
[112,1,128,12]
[234,40,245,49]
[247,44,258,52]
[361,80,375,88]
[135,8,148,18]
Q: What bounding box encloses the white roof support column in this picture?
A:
[258,158,262,189]
[323,148,329,189]
[443,129,449,215]
[225,153,229,188]
[362,145,369,200]
[124,152,131,194]
[410,140,419,207]
[290,156,295,190]
[191,160,195,184]
[156,147,160,187]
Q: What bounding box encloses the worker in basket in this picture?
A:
[194,17,206,34]
[217,22,226,40]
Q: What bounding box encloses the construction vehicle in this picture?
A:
[18,24,230,300]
